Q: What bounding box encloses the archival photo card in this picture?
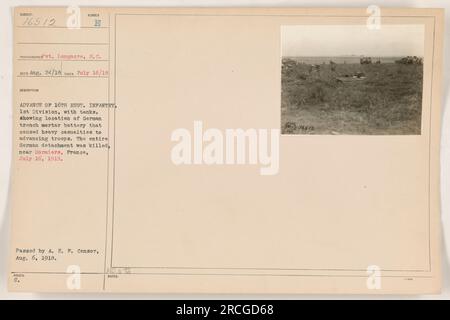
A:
[9,7,443,294]
[281,24,425,135]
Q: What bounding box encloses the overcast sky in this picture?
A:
[282,24,424,57]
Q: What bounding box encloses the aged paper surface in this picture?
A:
[9,7,444,293]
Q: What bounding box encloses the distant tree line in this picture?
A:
[395,56,423,65]
[358,56,423,65]
[360,57,381,64]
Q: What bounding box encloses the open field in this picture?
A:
[281,59,423,135]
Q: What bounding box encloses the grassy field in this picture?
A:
[281,59,423,135]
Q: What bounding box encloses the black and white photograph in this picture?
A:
[281,24,425,135]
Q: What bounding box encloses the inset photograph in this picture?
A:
[281,25,424,135]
